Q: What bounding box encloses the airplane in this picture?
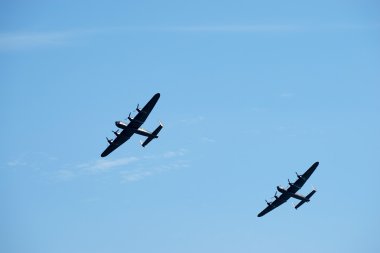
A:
[257,161,319,217]
[101,93,163,157]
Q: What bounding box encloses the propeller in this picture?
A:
[271,190,279,200]
[136,104,141,112]
[288,179,293,186]
[265,199,271,206]
[106,137,113,144]
[112,129,120,136]
[127,112,133,121]
[296,172,304,180]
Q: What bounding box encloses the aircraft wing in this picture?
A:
[101,140,122,158]
[101,129,135,157]
[130,93,160,129]
[257,194,289,217]
[286,161,319,195]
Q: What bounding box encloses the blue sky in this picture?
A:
[1,1,379,253]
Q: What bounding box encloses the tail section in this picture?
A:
[141,122,163,147]
[294,188,317,209]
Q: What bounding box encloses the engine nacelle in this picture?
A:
[277,186,286,194]
[115,121,128,130]
[127,112,133,121]
[296,172,305,181]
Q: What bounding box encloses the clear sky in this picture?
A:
[1,1,379,253]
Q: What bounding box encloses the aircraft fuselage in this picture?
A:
[277,186,309,202]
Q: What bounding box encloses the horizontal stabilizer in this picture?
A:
[141,122,163,147]
[294,189,316,209]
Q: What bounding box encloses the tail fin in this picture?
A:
[141,122,163,147]
[294,188,317,209]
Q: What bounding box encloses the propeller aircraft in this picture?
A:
[258,161,319,217]
[101,93,163,157]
